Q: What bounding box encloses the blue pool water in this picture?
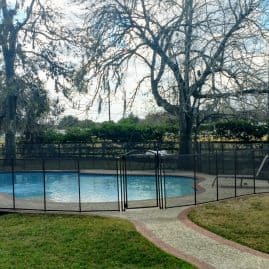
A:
[0,172,194,202]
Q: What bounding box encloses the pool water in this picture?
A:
[0,172,194,202]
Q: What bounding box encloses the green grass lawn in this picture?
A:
[188,195,269,253]
[0,213,195,269]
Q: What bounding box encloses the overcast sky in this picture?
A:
[52,0,161,121]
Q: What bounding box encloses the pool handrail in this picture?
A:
[212,154,269,187]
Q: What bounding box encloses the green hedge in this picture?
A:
[24,119,268,143]
[214,120,268,141]
[38,121,179,143]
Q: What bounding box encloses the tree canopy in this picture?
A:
[0,0,76,158]
[78,0,269,153]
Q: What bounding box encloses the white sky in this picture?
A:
[49,0,161,121]
[58,64,161,122]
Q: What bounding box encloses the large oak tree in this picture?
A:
[79,0,268,154]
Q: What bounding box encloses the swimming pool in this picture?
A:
[0,172,194,202]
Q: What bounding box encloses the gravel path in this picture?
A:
[102,206,269,269]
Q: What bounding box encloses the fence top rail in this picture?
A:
[17,140,167,145]
[1,149,267,160]
[198,141,269,144]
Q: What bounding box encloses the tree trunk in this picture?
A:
[179,114,193,155]
[2,32,18,161]
[4,95,17,161]
[178,0,193,156]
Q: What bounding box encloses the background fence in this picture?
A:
[1,141,178,158]
[0,149,268,212]
[1,141,269,159]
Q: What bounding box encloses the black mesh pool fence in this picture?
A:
[0,150,268,212]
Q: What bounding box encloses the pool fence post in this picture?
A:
[77,158,81,212]
[234,148,237,197]
[221,143,224,174]
[160,154,164,209]
[119,157,125,211]
[157,148,165,209]
[78,143,82,158]
[156,151,162,209]
[193,154,197,205]
[158,152,164,209]
[154,153,159,208]
[208,145,211,174]
[162,159,167,209]
[123,158,125,211]
[215,152,219,201]
[58,143,61,158]
[116,159,121,212]
[156,154,162,209]
[123,156,128,209]
[11,158,15,210]
[42,158,46,211]
[119,158,123,211]
[252,150,256,194]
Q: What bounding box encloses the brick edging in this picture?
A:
[178,206,269,260]
[132,219,215,269]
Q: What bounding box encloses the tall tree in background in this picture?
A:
[0,0,74,159]
[17,82,64,143]
[79,0,268,154]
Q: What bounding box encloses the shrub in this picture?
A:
[64,128,93,143]
[214,120,268,141]
[35,118,179,143]
[39,129,65,143]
